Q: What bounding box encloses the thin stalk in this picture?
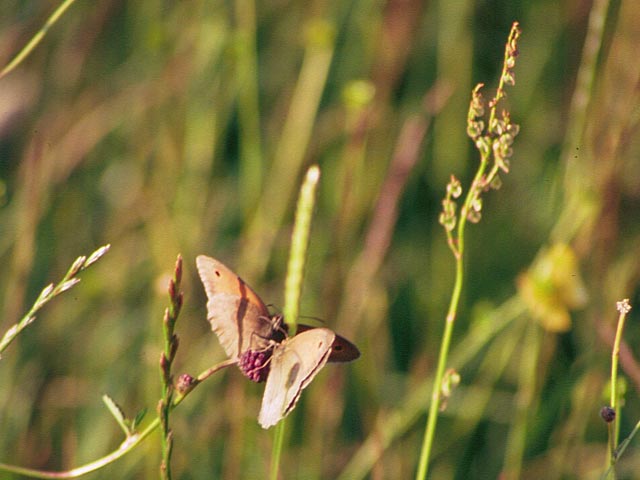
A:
[270,165,321,480]
[0,0,80,79]
[0,245,110,357]
[158,256,183,480]
[417,144,492,479]
[605,299,632,475]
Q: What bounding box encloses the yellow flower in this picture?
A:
[517,244,587,332]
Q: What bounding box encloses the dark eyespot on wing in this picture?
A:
[285,362,300,389]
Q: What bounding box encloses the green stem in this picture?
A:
[270,165,321,480]
[416,144,492,478]
[0,0,80,79]
[607,300,630,474]
[270,425,286,480]
[415,230,463,479]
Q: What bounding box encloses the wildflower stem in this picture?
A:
[417,22,521,479]
[417,108,494,480]
[159,256,184,480]
[607,299,632,473]
[416,169,468,480]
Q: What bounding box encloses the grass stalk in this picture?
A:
[0,245,110,357]
[0,0,80,79]
[240,19,335,278]
[270,165,321,480]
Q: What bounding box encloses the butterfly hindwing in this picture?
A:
[258,328,335,429]
[296,324,360,363]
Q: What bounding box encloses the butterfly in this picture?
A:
[196,255,359,428]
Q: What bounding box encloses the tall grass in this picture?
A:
[1,1,639,478]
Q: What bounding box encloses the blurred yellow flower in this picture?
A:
[517,244,588,332]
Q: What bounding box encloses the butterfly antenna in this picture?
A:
[298,314,326,325]
[266,303,282,315]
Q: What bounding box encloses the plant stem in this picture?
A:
[416,147,491,479]
[606,299,632,475]
[0,245,110,357]
[0,0,80,79]
[159,256,184,480]
[415,209,464,480]
[416,22,521,479]
[270,165,321,480]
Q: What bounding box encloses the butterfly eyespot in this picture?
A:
[285,362,301,388]
[214,270,221,277]
[334,345,343,351]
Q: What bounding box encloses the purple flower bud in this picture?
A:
[176,373,196,394]
[238,348,273,383]
[600,406,616,423]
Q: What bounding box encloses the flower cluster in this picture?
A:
[442,22,521,237]
[439,176,462,233]
[238,349,273,383]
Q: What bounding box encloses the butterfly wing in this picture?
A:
[296,324,360,362]
[196,255,278,359]
[258,328,335,429]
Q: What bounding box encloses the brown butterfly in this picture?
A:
[196,255,359,428]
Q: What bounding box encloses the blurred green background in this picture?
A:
[1,0,639,478]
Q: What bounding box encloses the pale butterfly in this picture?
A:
[196,255,359,428]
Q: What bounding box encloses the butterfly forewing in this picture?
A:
[196,255,280,358]
[258,328,335,429]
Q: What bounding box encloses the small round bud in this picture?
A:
[176,374,196,394]
[600,406,616,423]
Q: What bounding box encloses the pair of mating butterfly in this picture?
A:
[196,255,360,429]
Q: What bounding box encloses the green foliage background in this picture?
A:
[1,1,639,478]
